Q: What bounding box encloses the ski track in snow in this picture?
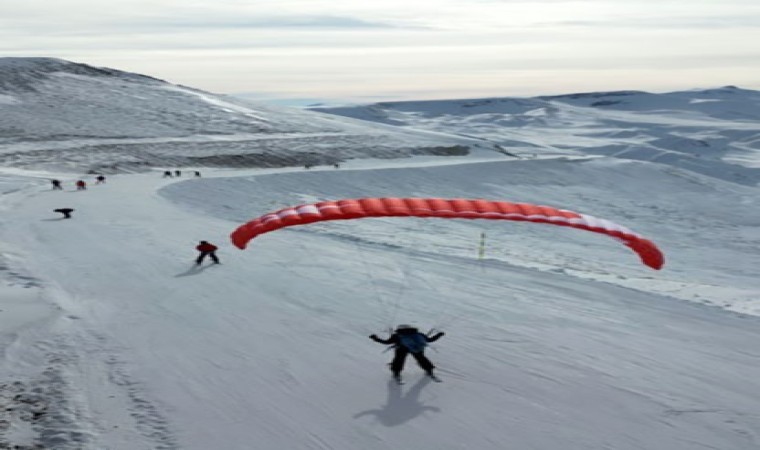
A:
[0,173,182,449]
[0,156,759,449]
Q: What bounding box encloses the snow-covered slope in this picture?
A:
[2,61,760,449]
[0,154,758,449]
[311,87,760,185]
[0,58,482,172]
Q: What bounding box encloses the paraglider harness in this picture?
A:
[384,326,439,354]
[398,331,427,353]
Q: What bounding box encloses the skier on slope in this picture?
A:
[54,208,74,219]
[195,240,220,265]
[51,179,63,190]
[370,325,444,382]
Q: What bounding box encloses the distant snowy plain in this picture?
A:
[1,153,759,449]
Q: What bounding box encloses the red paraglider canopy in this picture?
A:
[230,197,664,270]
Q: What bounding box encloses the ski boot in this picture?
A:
[425,370,441,382]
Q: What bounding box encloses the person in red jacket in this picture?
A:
[196,240,220,265]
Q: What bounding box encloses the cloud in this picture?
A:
[123,15,404,31]
[2,0,760,102]
[0,12,407,35]
[540,15,760,29]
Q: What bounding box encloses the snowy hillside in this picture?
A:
[0,58,482,173]
[1,61,760,449]
[1,152,759,449]
[311,87,760,185]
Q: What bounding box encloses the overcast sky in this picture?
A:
[2,0,760,104]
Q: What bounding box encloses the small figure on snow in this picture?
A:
[51,179,63,190]
[194,171,201,177]
[195,240,220,265]
[54,208,74,219]
[95,175,106,184]
[75,180,87,190]
[370,325,444,382]
[163,171,173,178]
[175,170,182,177]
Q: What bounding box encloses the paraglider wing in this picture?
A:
[230,198,664,270]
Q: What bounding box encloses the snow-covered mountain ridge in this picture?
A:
[0,58,480,172]
[0,57,163,92]
[311,87,760,186]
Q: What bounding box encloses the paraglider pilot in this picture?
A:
[195,240,220,265]
[370,325,444,381]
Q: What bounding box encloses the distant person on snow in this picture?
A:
[51,179,62,190]
[54,208,74,219]
[194,171,201,177]
[163,171,173,178]
[175,170,182,177]
[95,175,106,184]
[370,325,444,382]
[195,240,220,265]
[75,180,87,190]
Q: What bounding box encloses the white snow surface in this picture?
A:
[1,153,759,449]
[2,59,760,449]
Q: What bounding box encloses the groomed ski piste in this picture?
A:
[1,154,759,449]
